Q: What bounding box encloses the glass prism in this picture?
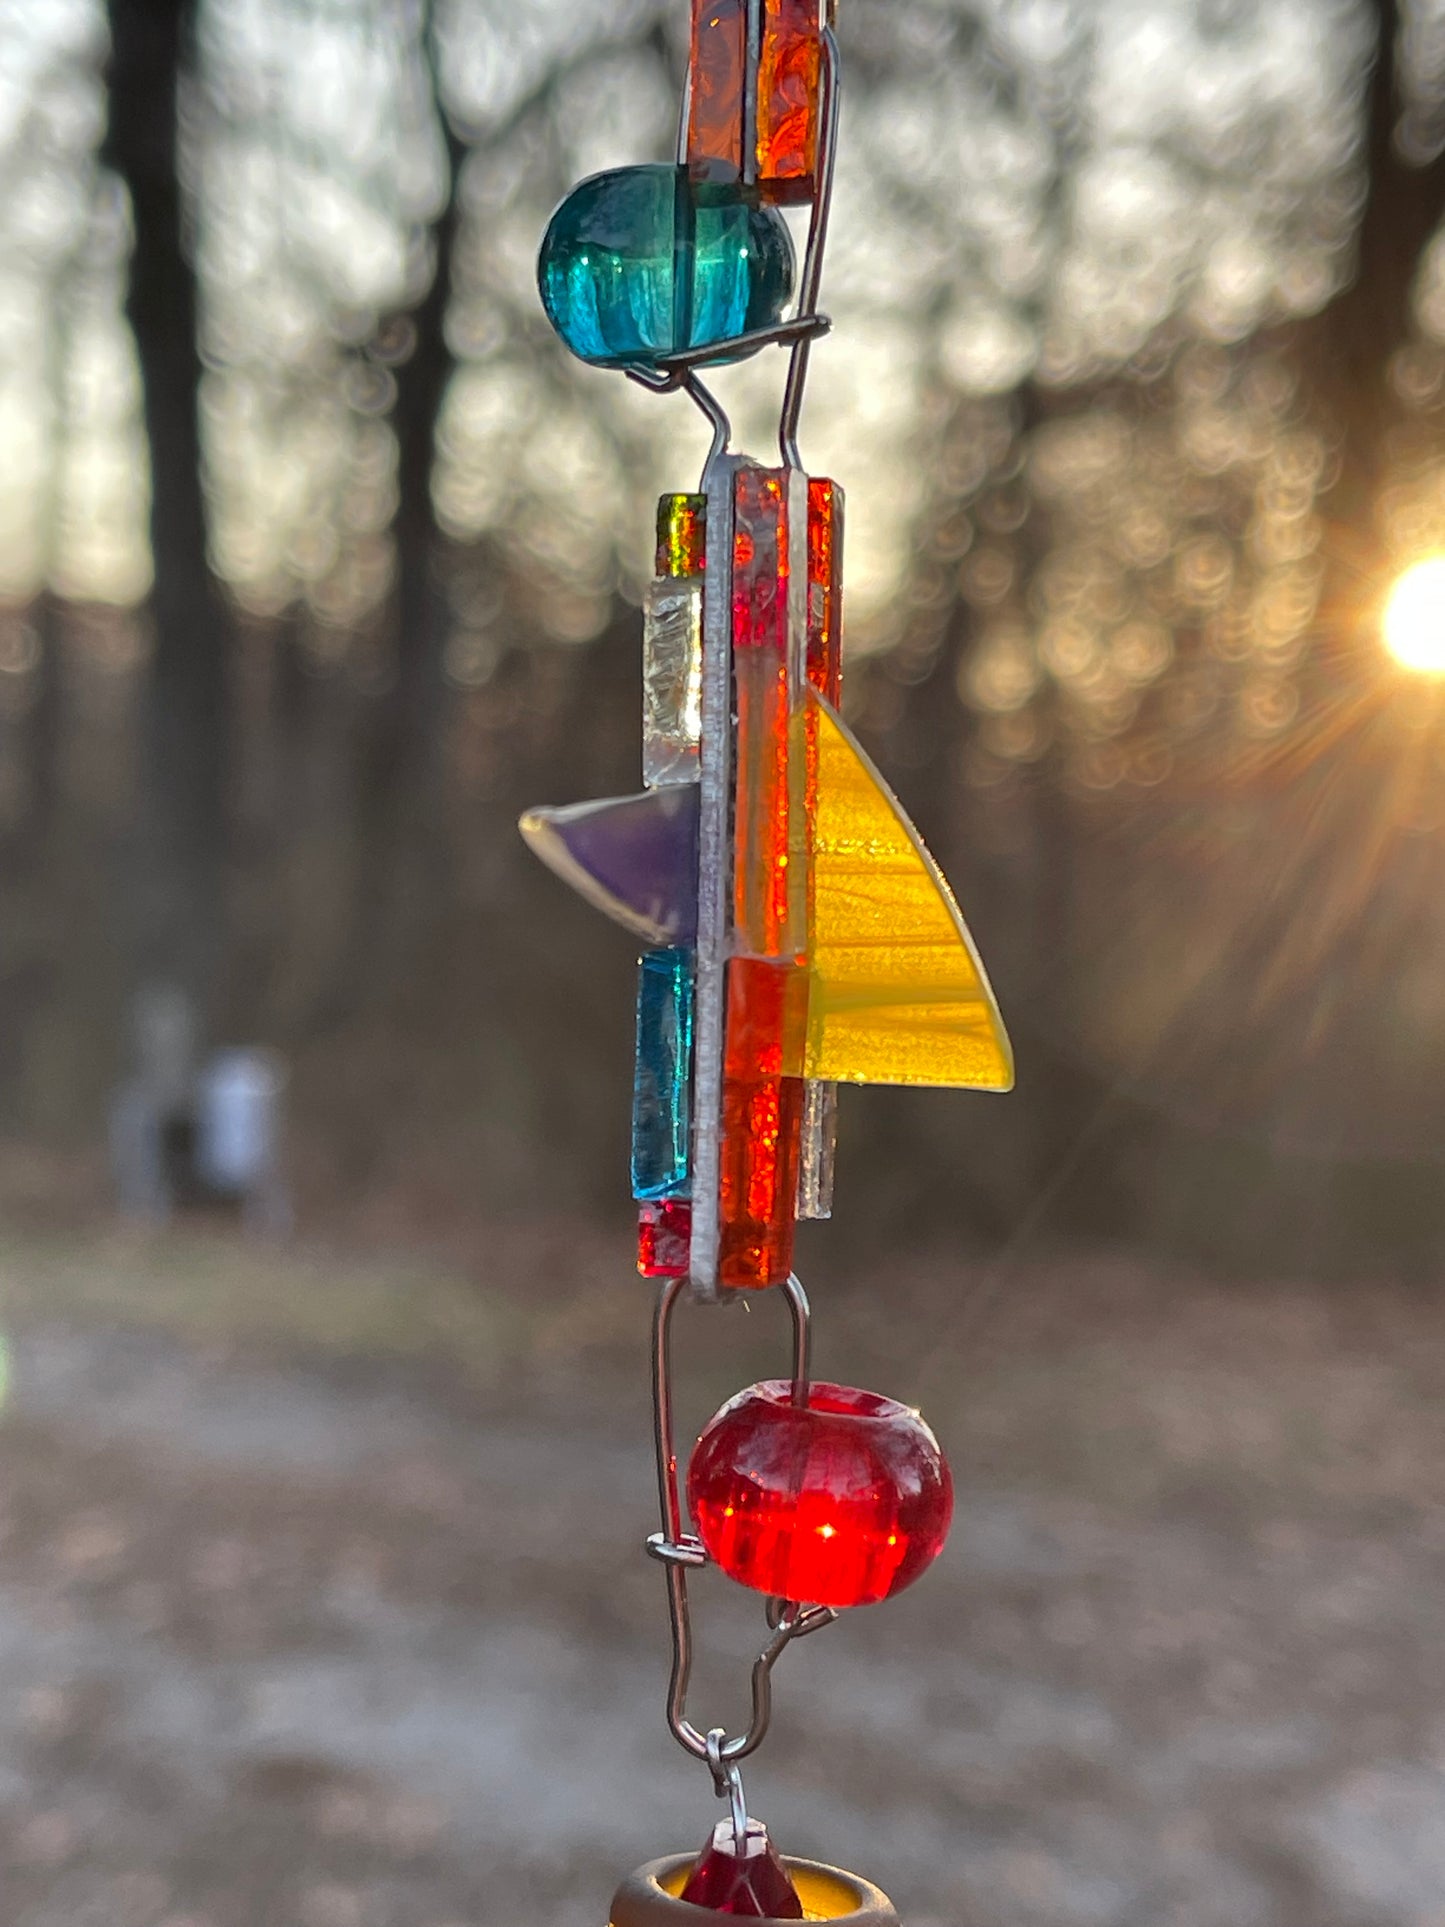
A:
[537,164,794,370]
[680,1818,804,1917]
[644,579,703,789]
[632,947,695,1201]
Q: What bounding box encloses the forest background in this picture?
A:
[7,0,1445,1278]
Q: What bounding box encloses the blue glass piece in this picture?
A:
[632,947,695,1200]
[537,163,795,370]
[518,786,699,945]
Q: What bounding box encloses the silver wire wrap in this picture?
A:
[648,1272,837,1770]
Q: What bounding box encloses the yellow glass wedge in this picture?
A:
[800,690,1014,1090]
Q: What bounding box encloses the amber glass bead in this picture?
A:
[687,1380,953,1607]
[680,1819,803,1917]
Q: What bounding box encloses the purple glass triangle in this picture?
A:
[519,786,699,945]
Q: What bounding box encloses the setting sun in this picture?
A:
[1383,557,1445,671]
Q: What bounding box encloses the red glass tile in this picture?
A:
[637,1199,691,1277]
[687,0,746,187]
[680,1818,804,1917]
[718,958,804,1289]
[687,1379,955,1607]
[756,0,821,204]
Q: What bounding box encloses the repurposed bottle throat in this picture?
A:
[525,3,1014,1916]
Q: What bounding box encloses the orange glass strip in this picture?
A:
[732,466,804,960]
[718,956,805,1288]
[756,0,821,204]
[806,477,843,701]
[687,0,746,187]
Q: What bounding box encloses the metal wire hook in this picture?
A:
[649,1272,828,1768]
[684,374,733,490]
[622,363,733,490]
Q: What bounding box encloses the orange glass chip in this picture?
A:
[756,0,822,204]
[687,0,746,186]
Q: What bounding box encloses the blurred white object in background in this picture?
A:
[111,987,290,1232]
[195,1048,289,1230]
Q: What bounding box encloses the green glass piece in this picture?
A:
[537,164,795,371]
[656,493,707,577]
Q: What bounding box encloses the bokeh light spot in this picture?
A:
[1384,556,1445,672]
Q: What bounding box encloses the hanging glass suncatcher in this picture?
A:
[524,2,1014,1918]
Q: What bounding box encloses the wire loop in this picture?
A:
[649,1272,832,1774]
[705,1727,752,1845]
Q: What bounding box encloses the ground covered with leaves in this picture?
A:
[0,1216,1442,1926]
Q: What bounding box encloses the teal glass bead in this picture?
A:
[537,163,795,370]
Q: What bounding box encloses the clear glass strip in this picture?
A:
[643,578,703,789]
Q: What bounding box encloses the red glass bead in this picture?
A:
[680,1819,804,1917]
[687,1380,953,1608]
[638,1199,691,1277]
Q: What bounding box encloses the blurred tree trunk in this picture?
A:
[1307,1,1445,523]
[388,157,465,785]
[103,0,228,1045]
[366,4,465,804]
[339,12,466,1021]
